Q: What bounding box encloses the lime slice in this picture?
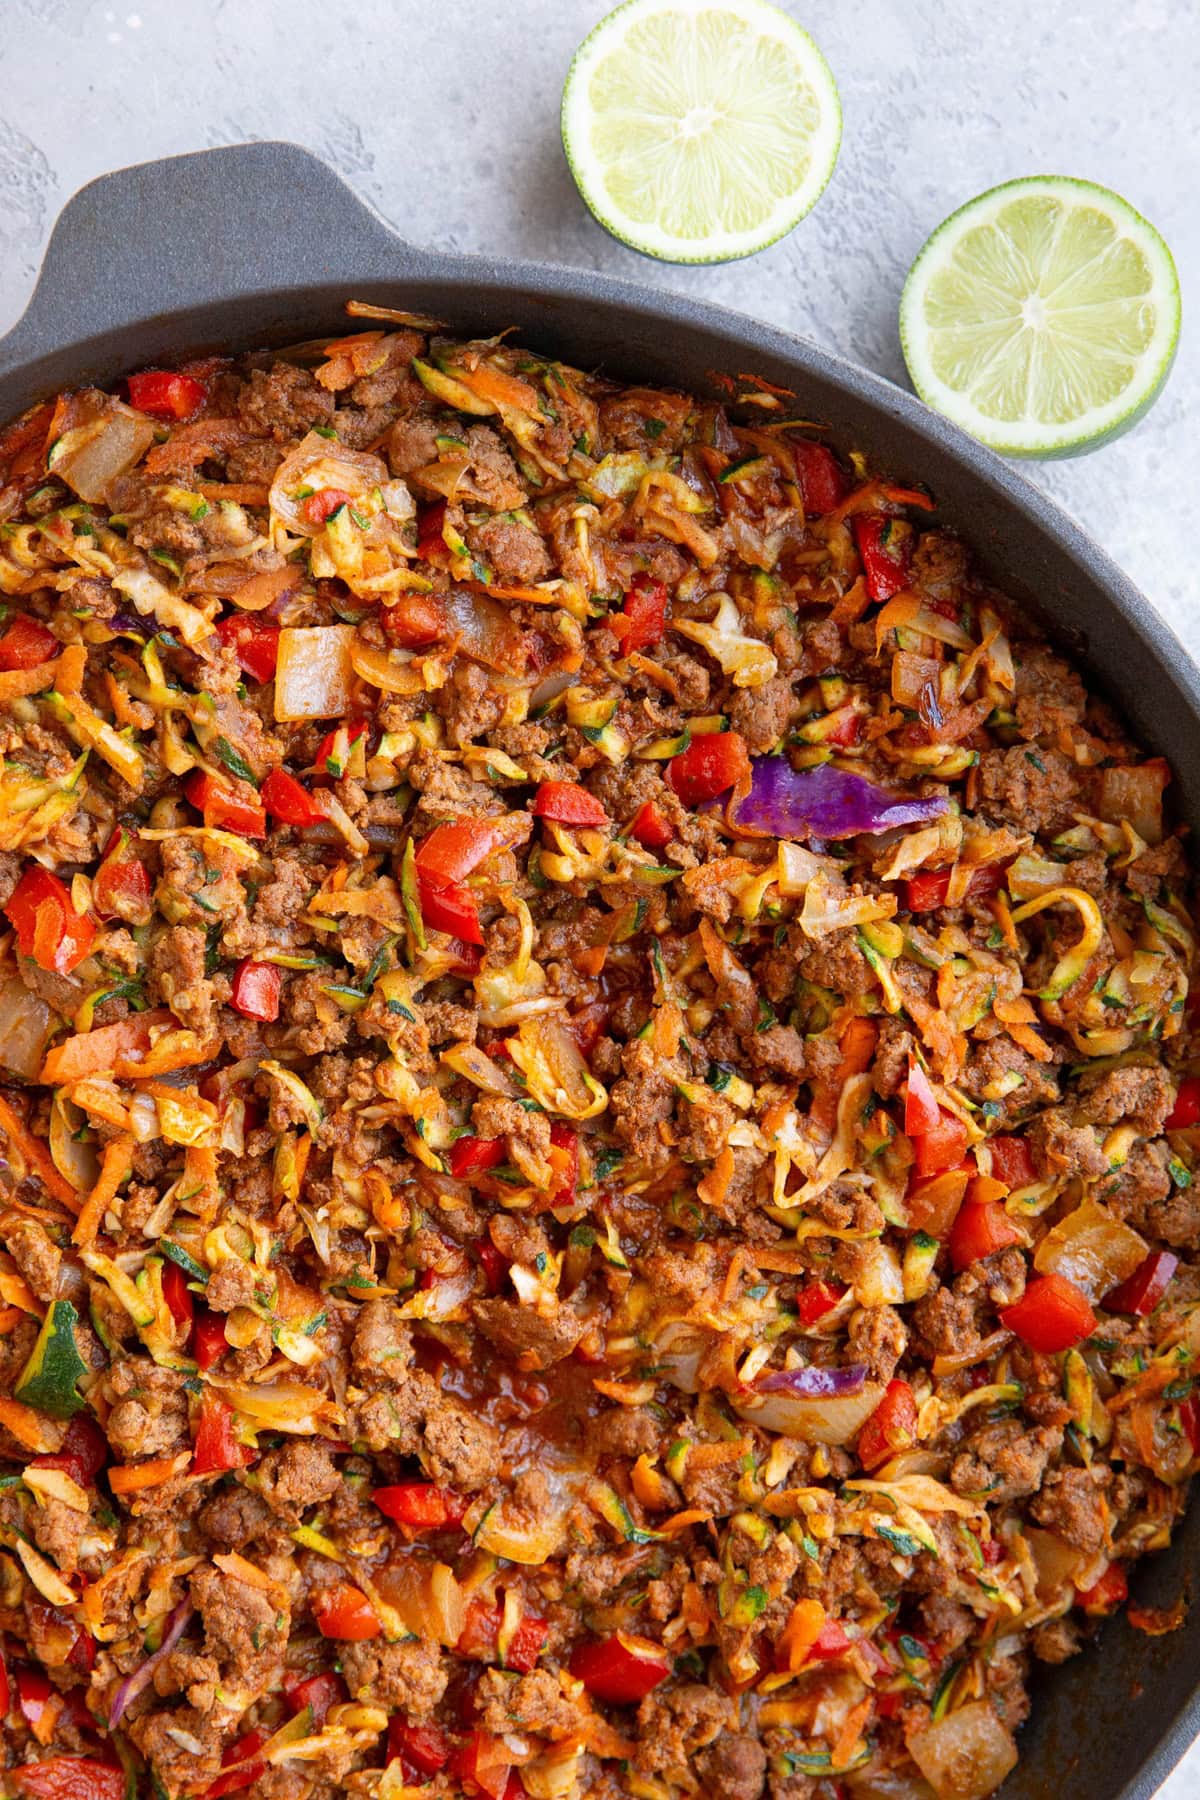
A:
[561,0,841,264]
[900,176,1181,458]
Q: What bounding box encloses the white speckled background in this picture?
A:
[0,0,1195,1790]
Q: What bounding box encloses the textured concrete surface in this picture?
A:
[0,0,1195,1788]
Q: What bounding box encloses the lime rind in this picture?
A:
[900,175,1181,459]
[561,0,841,265]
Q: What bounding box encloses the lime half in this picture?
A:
[561,0,841,264]
[900,176,1181,458]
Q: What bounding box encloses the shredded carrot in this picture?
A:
[0,1396,67,1453]
[697,1143,735,1211]
[989,893,1020,952]
[456,363,540,414]
[0,1268,41,1314]
[195,481,271,506]
[0,1089,79,1210]
[874,590,923,651]
[832,1695,874,1768]
[778,1597,826,1670]
[41,1010,171,1084]
[109,1451,192,1494]
[212,1550,280,1592]
[830,575,872,627]
[687,1438,751,1469]
[72,1133,135,1247]
[657,1508,711,1536]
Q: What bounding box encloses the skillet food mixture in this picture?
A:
[0,308,1197,1800]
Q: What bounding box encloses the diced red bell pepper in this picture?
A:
[371,1482,469,1530]
[216,613,281,684]
[853,514,912,602]
[791,440,848,514]
[9,1762,124,1800]
[531,780,609,828]
[161,1259,194,1330]
[794,1279,846,1328]
[418,870,483,945]
[0,1645,8,1720]
[1166,1076,1200,1130]
[302,487,353,528]
[548,1122,578,1203]
[505,1613,550,1674]
[458,1597,502,1661]
[569,1631,671,1704]
[902,863,1005,913]
[1181,1398,1200,1457]
[66,1630,96,1673]
[313,718,368,778]
[29,1415,108,1489]
[808,1618,853,1661]
[417,498,448,563]
[16,1664,52,1728]
[912,1108,970,1178]
[824,710,862,748]
[388,1717,450,1777]
[903,1059,940,1136]
[416,821,501,882]
[4,864,95,974]
[203,1728,270,1800]
[1102,1249,1179,1316]
[987,1134,1036,1189]
[857,1379,918,1472]
[192,1394,252,1475]
[184,771,266,838]
[381,594,447,647]
[477,1241,508,1294]
[610,572,668,653]
[949,1199,1022,1272]
[445,1135,506,1179]
[92,828,152,924]
[282,1670,343,1729]
[667,729,752,807]
[230,959,282,1023]
[0,612,57,670]
[450,1731,515,1800]
[312,1582,381,1641]
[629,799,674,850]
[261,766,322,827]
[193,1308,228,1372]
[128,370,207,420]
[1000,1273,1096,1353]
[1076,1562,1128,1616]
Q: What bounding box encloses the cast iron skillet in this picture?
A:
[0,140,1195,1800]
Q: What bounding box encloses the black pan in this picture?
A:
[0,139,1194,1800]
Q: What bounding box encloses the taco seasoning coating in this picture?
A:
[0,309,1197,1800]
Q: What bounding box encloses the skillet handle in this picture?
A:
[0,141,423,377]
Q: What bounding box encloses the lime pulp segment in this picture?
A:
[900,176,1181,458]
[561,0,842,264]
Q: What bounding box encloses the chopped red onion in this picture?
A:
[108,1597,193,1728]
[755,1361,869,1397]
[731,759,947,840]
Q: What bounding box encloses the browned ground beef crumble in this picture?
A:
[0,309,1196,1800]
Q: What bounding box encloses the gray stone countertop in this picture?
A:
[0,0,1195,1792]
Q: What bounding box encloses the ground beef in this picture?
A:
[950,1420,1063,1502]
[1075,1063,1175,1132]
[975,744,1084,832]
[847,1304,907,1381]
[1,1217,61,1301]
[257,1441,340,1518]
[727,675,799,753]
[105,1358,189,1460]
[237,364,335,440]
[476,1667,585,1740]
[1031,1466,1111,1552]
[340,1637,448,1716]
[472,1296,585,1367]
[465,513,551,581]
[696,1734,768,1800]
